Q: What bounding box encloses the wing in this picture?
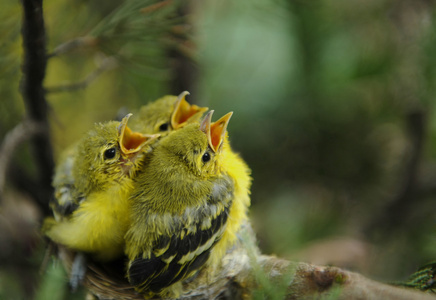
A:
[50,145,83,220]
[128,204,230,294]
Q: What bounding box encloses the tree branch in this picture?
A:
[20,0,54,215]
[8,163,51,216]
[0,122,43,201]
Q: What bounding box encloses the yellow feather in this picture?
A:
[207,140,252,268]
[45,184,131,261]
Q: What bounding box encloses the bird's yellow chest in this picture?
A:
[69,184,132,260]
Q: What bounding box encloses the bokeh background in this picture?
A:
[1,0,436,298]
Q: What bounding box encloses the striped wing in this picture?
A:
[128,205,230,293]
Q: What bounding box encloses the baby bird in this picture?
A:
[125,110,252,297]
[129,91,208,134]
[50,91,207,221]
[44,92,208,290]
[43,114,158,261]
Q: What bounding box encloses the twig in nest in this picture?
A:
[45,55,118,94]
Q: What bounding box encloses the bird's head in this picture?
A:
[73,114,158,193]
[159,110,233,178]
[130,91,209,134]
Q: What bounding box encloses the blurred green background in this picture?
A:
[1,0,436,298]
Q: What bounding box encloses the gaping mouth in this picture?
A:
[171,91,209,129]
[118,113,160,155]
[200,110,233,153]
[118,113,160,175]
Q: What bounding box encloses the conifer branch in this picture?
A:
[47,36,99,58]
[45,55,118,94]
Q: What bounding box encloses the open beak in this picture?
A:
[200,110,233,153]
[171,91,209,129]
[118,113,159,155]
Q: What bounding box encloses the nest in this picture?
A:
[57,246,143,300]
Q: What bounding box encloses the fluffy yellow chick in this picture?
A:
[44,92,207,290]
[50,91,207,219]
[129,91,208,134]
[43,114,158,261]
[125,110,251,297]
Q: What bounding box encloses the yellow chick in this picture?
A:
[50,91,208,220]
[43,114,158,261]
[44,92,207,290]
[125,110,252,297]
[129,91,208,134]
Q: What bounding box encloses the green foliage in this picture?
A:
[88,0,181,74]
[242,230,295,300]
[35,260,86,300]
[392,261,436,293]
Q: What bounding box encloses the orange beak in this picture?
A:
[171,91,209,129]
[200,110,233,153]
[118,114,159,155]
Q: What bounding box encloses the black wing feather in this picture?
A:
[128,206,230,293]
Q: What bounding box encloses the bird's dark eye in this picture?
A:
[202,152,211,163]
[159,123,169,132]
[104,148,117,159]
